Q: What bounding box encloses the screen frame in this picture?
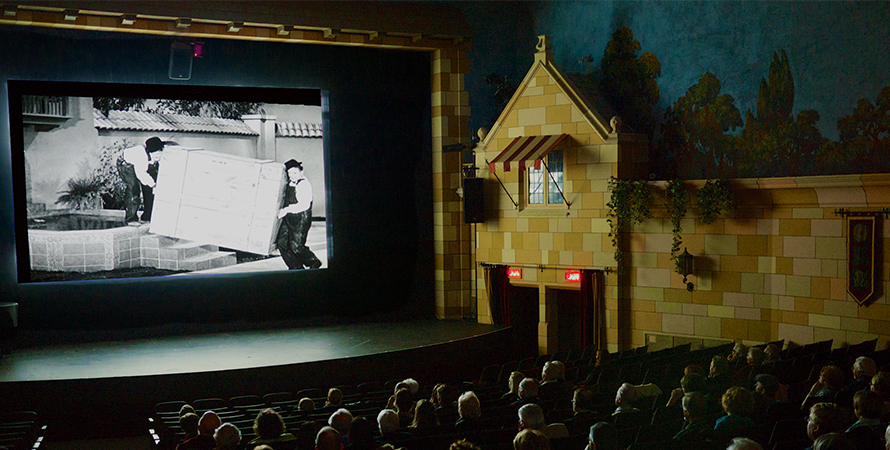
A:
[8,79,331,284]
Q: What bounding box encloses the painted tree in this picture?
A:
[659,72,742,179]
[832,86,890,173]
[737,50,825,176]
[599,27,661,139]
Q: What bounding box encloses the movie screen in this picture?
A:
[9,81,329,283]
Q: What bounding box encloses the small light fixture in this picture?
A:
[175,18,191,29]
[276,25,293,36]
[63,9,78,21]
[227,21,243,33]
[565,271,581,282]
[121,14,137,25]
[507,268,522,279]
[2,5,17,16]
[677,247,695,291]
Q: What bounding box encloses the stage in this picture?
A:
[0,317,513,436]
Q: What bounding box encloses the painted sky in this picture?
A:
[461,1,890,142]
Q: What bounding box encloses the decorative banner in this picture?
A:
[847,215,877,305]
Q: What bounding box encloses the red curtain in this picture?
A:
[484,265,510,326]
[580,270,602,349]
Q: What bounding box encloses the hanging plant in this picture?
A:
[697,179,734,224]
[606,177,652,266]
[664,179,689,274]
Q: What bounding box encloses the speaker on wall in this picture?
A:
[463,177,484,224]
[169,41,194,80]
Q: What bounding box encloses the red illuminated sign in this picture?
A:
[565,271,581,282]
[507,268,522,279]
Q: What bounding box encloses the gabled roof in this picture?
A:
[562,73,619,127]
[478,35,619,155]
[94,109,258,135]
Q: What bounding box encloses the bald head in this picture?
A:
[198,411,221,436]
[316,426,341,450]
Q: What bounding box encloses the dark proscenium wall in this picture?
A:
[0,26,434,329]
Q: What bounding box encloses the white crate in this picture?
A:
[150,147,285,255]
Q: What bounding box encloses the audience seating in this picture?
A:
[147,337,890,450]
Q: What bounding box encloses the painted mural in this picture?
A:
[461,1,890,180]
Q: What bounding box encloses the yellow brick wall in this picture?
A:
[479,170,890,354]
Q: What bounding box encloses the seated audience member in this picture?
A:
[315,426,342,450]
[518,403,569,439]
[328,408,353,445]
[449,439,481,450]
[673,393,713,444]
[455,391,483,438]
[840,357,877,399]
[812,432,857,450]
[179,411,221,450]
[299,398,316,412]
[714,386,755,441]
[806,403,848,450]
[666,373,708,407]
[432,383,459,424]
[726,437,763,450]
[763,343,782,363]
[345,416,375,450]
[213,423,241,450]
[727,343,748,364]
[845,390,884,450]
[537,361,566,401]
[180,404,197,418]
[400,378,420,396]
[375,409,411,445]
[707,355,733,399]
[751,373,788,422]
[564,388,598,434]
[732,347,765,385]
[753,374,785,405]
[594,349,611,368]
[514,378,540,406]
[409,399,438,434]
[247,408,296,447]
[175,412,201,450]
[295,421,321,450]
[323,389,343,412]
[869,372,890,420]
[802,366,845,409]
[613,383,640,415]
[513,429,550,450]
[885,424,890,450]
[584,422,617,450]
[254,445,274,450]
[388,387,414,428]
[613,382,660,416]
[501,372,525,401]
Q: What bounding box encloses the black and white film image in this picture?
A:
[21,95,328,282]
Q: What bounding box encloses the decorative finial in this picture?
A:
[610,116,622,133]
[534,35,554,64]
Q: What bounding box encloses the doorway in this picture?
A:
[507,284,539,357]
[555,288,581,352]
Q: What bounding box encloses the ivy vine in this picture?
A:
[664,179,689,274]
[606,177,652,266]
[697,179,735,224]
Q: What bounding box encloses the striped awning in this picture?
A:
[488,134,568,172]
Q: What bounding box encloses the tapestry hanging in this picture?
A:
[847,214,877,305]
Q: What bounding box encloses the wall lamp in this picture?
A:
[677,247,695,291]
